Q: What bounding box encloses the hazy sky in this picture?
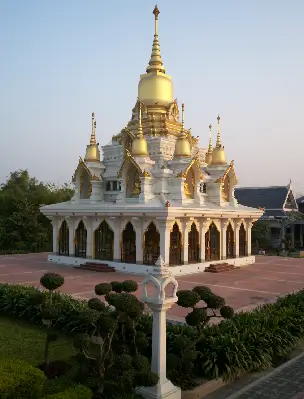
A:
[1,1,303,193]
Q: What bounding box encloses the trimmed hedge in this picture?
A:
[0,359,46,398]
[44,385,92,399]
[1,283,304,386]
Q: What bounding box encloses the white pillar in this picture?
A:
[133,217,143,264]
[158,219,171,265]
[66,217,75,256]
[90,180,103,202]
[110,217,121,262]
[50,217,59,254]
[181,220,191,265]
[84,217,92,259]
[138,256,181,399]
[199,219,210,262]
[234,222,241,258]
[221,220,228,260]
[246,221,253,256]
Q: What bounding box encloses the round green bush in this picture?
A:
[0,359,46,398]
[185,308,208,326]
[95,283,112,296]
[44,385,92,398]
[105,293,118,306]
[193,286,212,301]
[114,293,141,313]
[132,354,150,371]
[205,294,225,309]
[122,280,138,293]
[114,354,133,370]
[97,315,117,333]
[40,273,64,291]
[87,298,105,311]
[110,281,123,293]
[78,309,100,325]
[176,290,200,308]
[220,305,234,319]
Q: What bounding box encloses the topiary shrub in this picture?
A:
[73,280,157,397]
[44,385,92,398]
[0,359,46,398]
[31,272,66,377]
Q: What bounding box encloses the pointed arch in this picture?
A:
[94,220,114,261]
[205,222,220,261]
[226,223,234,258]
[75,220,87,258]
[239,223,246,257]
[169,222,182,265]
[188,222,199,263]
[121,221,136,263]
[58,220,69,256]
[143,222,160,265]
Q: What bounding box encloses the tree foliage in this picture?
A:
[0,169,73,252]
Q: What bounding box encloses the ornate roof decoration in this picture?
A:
[141,169,151,178]
[91,174,101,181]
[73,157,93,181]
[215,160,238,184]
[176,157,204,180]
[117,149,142,178]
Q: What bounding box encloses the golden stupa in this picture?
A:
[174,103,191,157]
[211,115,226,165]
[131,101,149,157]
[84,112,100,162]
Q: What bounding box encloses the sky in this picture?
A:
[0,0,303,193]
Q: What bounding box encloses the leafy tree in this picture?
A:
[0,169,73,252]
[251,220,269,249]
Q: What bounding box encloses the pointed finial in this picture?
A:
[90,112,96,145]
[138,101,143,137]
[208,124,213,152]
[146,5,165,73]
[181,103,185,133]
[216,114,221,147]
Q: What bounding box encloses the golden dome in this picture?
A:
[131,101,149,157]
[174,103,191,157]
[138,5,174,106]
[84,112,100,162]
[205,151,213,165]
[211,146,226,165]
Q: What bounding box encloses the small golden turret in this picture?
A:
[205,124,213,165]
[131,101,149,157]
[174,103,191,157]
[84,112,100,162]
[211,115,226,166]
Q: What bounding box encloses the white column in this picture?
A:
[138,256,181,399]
[84,217,92,259]
[234,222,241,258]
[90,180,103,202]
[246,221,253,256]
[221,220,228,260]
[158,219,171,266]
[66,217,75,256]
[110,217,121,262]
[199,219,210,262]
[50,217,59,254]
[181,220,191,265]
[133,217,143,264]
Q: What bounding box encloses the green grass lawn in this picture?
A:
[0,317,78,394]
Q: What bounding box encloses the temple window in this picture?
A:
[201,183,207,194]
[106,181,111,191]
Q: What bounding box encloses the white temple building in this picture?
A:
[41,5,263,275]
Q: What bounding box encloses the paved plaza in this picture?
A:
[0,253,304,321]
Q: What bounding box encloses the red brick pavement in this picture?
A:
[0,253,304,321]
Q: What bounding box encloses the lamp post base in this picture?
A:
[137,379,181,399]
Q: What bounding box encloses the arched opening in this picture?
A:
[184,167,195,199]
[94,220,114,261]
[75,221,87,258]
[226,223,234,258]
[121,222,136,263]
[169,223,182,265]
[80,169,92,199]
[58,220,69,256]
[143,222,160,265]
[239,223,246,257]
[126,166,141,198]
[205,222,220,261]
[222,176,230,202]
[188,222,199,263]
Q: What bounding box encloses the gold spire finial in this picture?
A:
[181,103,185,134]
[90,112,96,145]
[216,114,221,147]
[208,124,213,152]
[138,101,143,137]
[146,5,165,74]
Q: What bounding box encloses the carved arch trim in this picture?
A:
[117,150,142,178]
[215,160,238,185]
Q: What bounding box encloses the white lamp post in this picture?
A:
[137,256,181,399]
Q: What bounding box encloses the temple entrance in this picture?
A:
[188,222,199,263]
[239,223,246,257]
[121,222,136,263]
[143,222,160,265]
[205,223,220,261]
[169,223,182,265]
[58,220,69,256]
[94,221,114,261]
[226,223,234,258]
[75,221,87,258]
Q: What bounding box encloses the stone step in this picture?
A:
[74,263,116,273]
[205,263,238,273]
